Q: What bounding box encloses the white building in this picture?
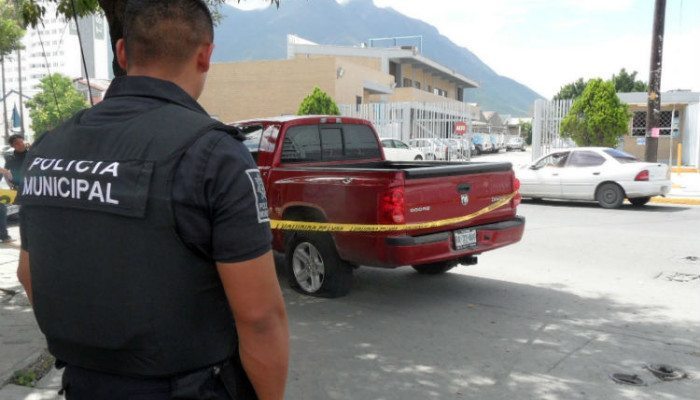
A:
[1,1,111,141]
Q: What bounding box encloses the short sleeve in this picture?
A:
[172,131,272,263]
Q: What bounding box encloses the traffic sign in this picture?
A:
[454,122,468,135]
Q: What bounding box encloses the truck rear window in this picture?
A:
[281,124,380,163]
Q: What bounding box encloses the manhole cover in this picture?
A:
[610,373,645,386]
[645,364,688,381]
[663,272,700,283]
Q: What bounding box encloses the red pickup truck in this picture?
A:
[234,116,524,297]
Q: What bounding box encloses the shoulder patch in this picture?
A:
[245,169,270,223]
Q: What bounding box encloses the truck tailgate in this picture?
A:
[402,167,516,232]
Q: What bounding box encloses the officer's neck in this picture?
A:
[127,66,202,100]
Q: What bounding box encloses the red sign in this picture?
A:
[454,121,468,135]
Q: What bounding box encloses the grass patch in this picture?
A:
[8,351,55,387]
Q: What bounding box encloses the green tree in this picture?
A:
[26,74,88,137]
[611,68,648,92]
[520,121,532,145]
[298,87,340,116]
[560,79,630,147]
[17,0,280,77]
[0,0,24,58]
[553,78,587,100]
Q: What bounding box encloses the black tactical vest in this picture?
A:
[19,104,239,377]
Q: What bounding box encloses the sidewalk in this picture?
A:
[651,171,700,205]
[0,224,63,399]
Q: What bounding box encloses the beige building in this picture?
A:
[618,91,700,167]
[200,35,479,124]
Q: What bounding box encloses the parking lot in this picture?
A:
[282,151,700,400]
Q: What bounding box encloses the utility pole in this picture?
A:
[644,0,666,162]
[16,47,24,135]
[1,56,8,140]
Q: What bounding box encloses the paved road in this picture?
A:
[3,179,699,399]
[283,202,700,400]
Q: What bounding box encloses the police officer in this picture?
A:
[16,1,289,399]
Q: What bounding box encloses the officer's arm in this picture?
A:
[17,250,33,304]
[217,251,289,400]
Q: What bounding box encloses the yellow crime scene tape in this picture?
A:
[0,189,17,205]
[270,192,517,232]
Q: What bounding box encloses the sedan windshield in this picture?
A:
[603,149,638,163]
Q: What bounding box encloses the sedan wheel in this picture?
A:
[629,196,651,207]
[596,183,625,209]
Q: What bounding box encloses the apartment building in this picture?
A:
[1,1,111,138]
[200,35,479,125]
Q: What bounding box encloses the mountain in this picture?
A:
[212,0,543,116]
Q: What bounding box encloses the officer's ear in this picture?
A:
[195,43,214,73]
[116,39,128,71]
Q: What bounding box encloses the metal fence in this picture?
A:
[531,99,574,161]
[339,102,518,161]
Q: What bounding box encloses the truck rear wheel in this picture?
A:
[285,233,353,298]
[412,261,455,275]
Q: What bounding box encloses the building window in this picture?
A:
[355,96,362,112]
[413,81,421,90]
[631,111,673,136]
[402,78,412,88]
[94,18,105,40]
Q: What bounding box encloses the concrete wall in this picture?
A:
[200,58,336,122]
[622,105,687,165]
[334,59,394,105]
[399,64,456,99]
[389,87,454,103]
[295,54,382,71]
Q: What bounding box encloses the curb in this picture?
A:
[670,167,699,174]
[0,348,44,388]
[649,197,700,206]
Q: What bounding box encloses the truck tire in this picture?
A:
[629,196,651,207]
[414,155,423,161]
[285,233,353,298]
[412,261,455,275]
[596,183,624,209]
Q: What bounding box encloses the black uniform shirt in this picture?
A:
[21,76,272,263]
[5,149,27,188]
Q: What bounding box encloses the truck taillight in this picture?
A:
[635,170,649,181]
[512,175,522,207]
[379,188,405,224]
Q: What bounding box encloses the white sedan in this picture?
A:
[516,147,671,208]
[381,139,425,161]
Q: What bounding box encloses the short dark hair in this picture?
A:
[8,134,24,146]
[123,0,214,67]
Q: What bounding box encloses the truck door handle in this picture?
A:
[593,172,600,175]
[551,173,558,176]
[457,183,471,193]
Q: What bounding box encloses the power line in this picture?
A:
[36,23,63,120]
[69,0,94,106]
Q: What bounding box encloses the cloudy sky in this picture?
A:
[229,0,700,98]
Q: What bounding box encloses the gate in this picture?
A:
[339,102,480,161]
[531,99,574,161]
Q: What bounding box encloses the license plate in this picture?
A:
[454,228,477,250]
